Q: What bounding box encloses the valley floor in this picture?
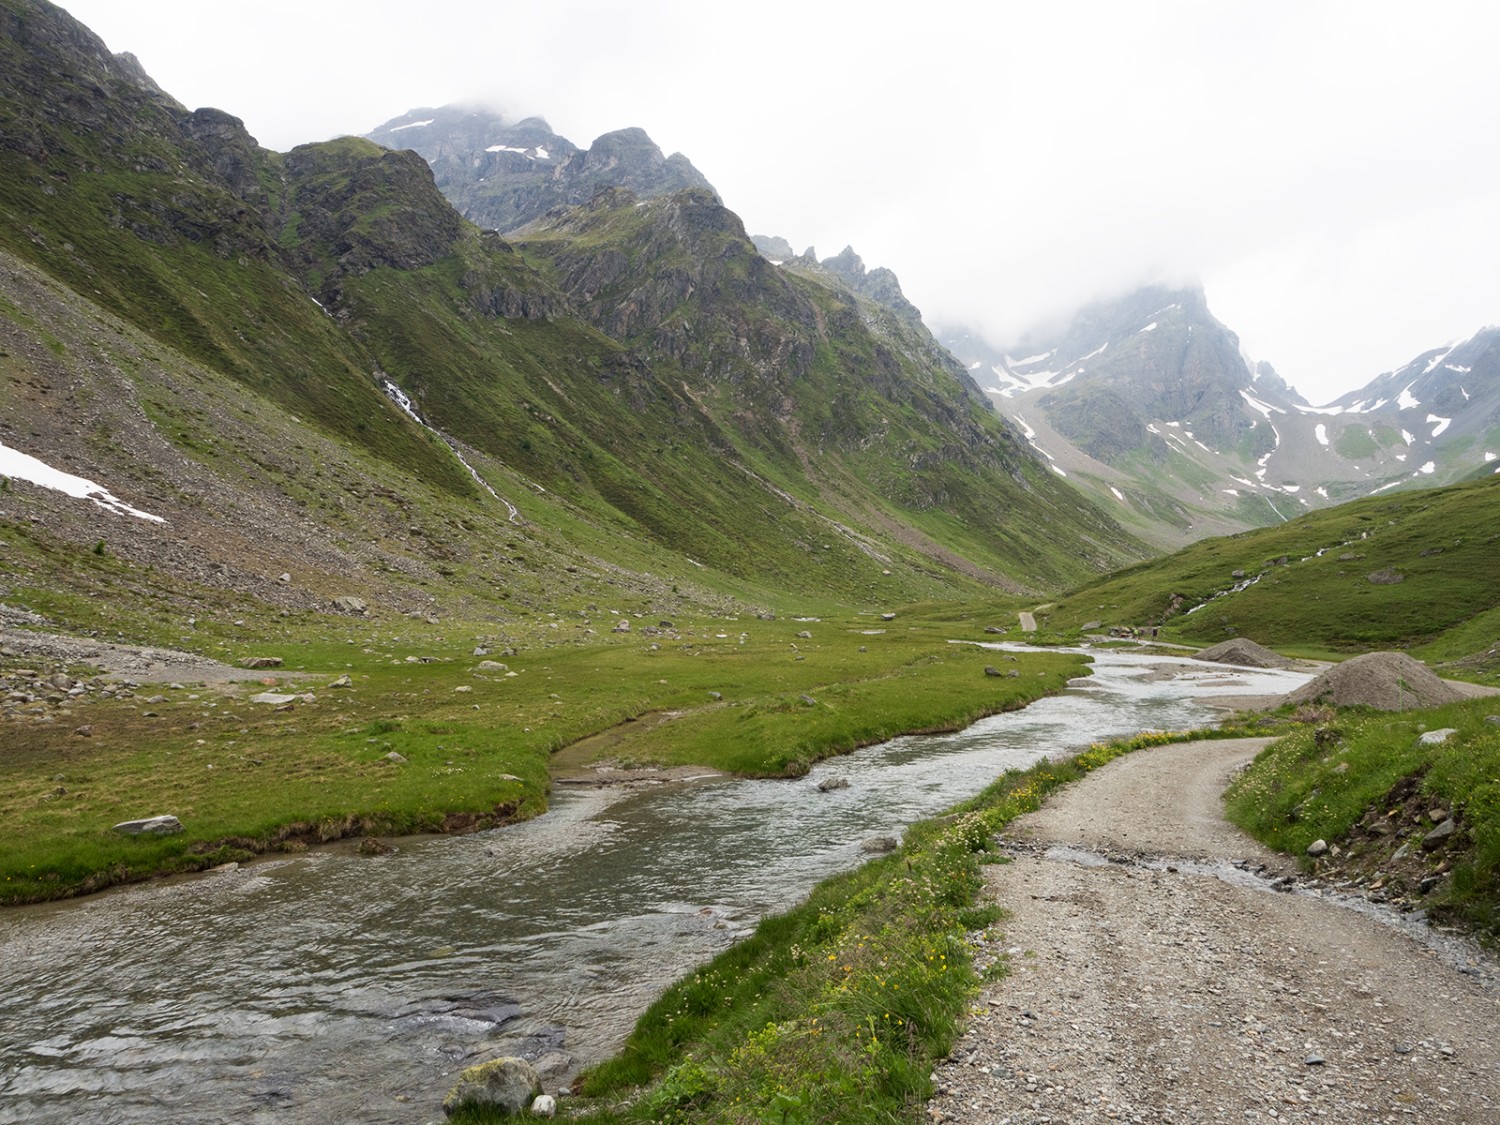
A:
[929,738,1500,1123]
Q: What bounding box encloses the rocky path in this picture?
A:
[928,737,1500,1124]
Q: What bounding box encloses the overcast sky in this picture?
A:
[61,1,1500,403]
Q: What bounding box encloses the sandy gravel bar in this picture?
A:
[929,738,1500,1123]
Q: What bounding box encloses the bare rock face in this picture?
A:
[1282,652,1465,711]
[441,1056,541,1118]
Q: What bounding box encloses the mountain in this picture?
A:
[0,0,1145,644]
[366,105,715,234]
[943,288,1500,549]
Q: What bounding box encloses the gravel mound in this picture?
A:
[1196,637,1296,669]
[1283,651,1467,711]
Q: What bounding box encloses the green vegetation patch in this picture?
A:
[1225,701,1500,941]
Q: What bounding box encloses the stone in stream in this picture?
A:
[112,815,183,836]
[442,1056,541,1117]
[817,776,850,793]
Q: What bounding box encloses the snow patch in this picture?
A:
[1396,384,1422,410]
[0,441,165,522]
[1401,429,1415,446]
[1486,452,1498,463]
[1138,321,1158,333]
[388,118,433,131]
[1109,486,1125,502]
[1427,414,1451,438]
[486,144,532,156]
[1416,461,1436,475]
[1315,486,1329,498]
[535,146,550,160]
[1314,423,1329,446]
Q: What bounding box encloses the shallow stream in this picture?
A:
[0,647,1310,1124]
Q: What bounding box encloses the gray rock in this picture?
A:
[799,693,817,705]
[1486,715,1500,727]
[475,660,509,672]
[1304,1053,1326,1066]
[442,1056,541,1118]
[796,630,813,639]
[707,690,722,700]
[880,612,896,621]
[112,815,183,837]
[332,595,368,614]
[1366,567,1405,585]
[861,835,899,853]
[1422,819,1457,850]
[241,656,283,669]
[1306,839,1329,857]
[1418,728,1458,745]
[612,618,631,632]
[250,692,298,705]
[277,572,291,584]
[983,626,1006,634]
[384,751,408,764]
[818,776,850,792]
[532,1093,558,1117]
[984,666,1003,677]
[327,674,352,688]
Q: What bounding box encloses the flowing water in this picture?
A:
[0,648,1309,1124]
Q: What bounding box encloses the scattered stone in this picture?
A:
[612,619,631,633]
[1007,669,1020,678]
[1304,1053,1326,1066]
[1422,819,1457,850]
[277,572,291,584]
[327,674,352,688]
[861,835,899,853]
[250,692,298,705]
[74,724,92,737]
[241,656,283,669]
[1307,839,1329,857]
[475,660,509,672]
[1366,567,1405,585]
[881,612,896,621]
[818,776,850,792]
[384,751,408,764]
[441,1056,541,1118]
[112,815,183,837]
[799,693,817,706]
[1418,728,1458,745]
[1487,715,1500,727]
[984,666,1003,677]
[531,1093,557,1118]
[332,596,368,614]
[707,690,722,700]
[796,630,813,639]
[983,626,1006,634]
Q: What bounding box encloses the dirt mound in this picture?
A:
[1195,638,1295,669]
[1282,651,1467,711]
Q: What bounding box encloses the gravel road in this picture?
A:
[928,737,1500,1123]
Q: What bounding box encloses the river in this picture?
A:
[0,647,1310,1124]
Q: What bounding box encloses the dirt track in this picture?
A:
[929,737,1500,1123]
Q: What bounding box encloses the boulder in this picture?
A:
[112,815,183,837]
[1422,819,1457,850]
[1417,728,1458,745]
[861,835,899,853]
[1306,839,1328,857]
[241,656,283,669]
[532,1094,558,1117]
[442,1056,541,1118]
[475,660,509,672]
[332,596,368,614]
[250,692,298,705]
[1366,567,1405,585]
[984,666,1002,677]
[817,776,850,792]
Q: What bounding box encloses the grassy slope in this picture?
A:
[1225,702,1500,941]
[1045,474,1500,671]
